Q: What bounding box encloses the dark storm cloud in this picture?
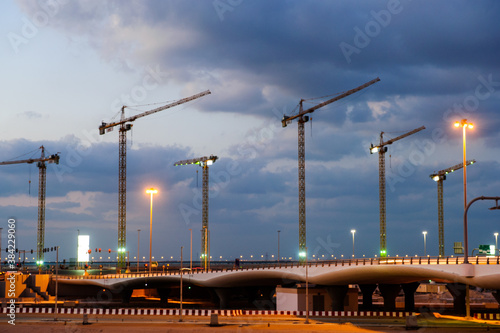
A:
[9,0,500,258]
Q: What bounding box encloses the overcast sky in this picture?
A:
[1,0,499,264]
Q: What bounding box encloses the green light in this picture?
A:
[380,250,386,255]
[299,251,306,257]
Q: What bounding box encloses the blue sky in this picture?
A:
[1,0,499,263]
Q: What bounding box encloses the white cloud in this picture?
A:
[367,101,391,119]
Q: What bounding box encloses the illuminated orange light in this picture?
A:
[146,188,158,194]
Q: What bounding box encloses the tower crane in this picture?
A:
[282,77,380,260]
[99,90,211,268]
[429,159,475,257]
[369,125,425,257]
[174,155,218,272]
[0,146,60,265]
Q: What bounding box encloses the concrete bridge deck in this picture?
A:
[56,256,500,290]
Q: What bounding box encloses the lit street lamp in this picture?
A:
[146,188,158,275]
[350,229,356,258]
[422,231,427,256]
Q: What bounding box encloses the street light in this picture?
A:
[146,188,158,275]
[277,230,281,262]
[137,229,141,273]
[494,232,499,254]
[351,229,356,258]
[422,231,427,256]
[454,119,473,211]
[463,196,500,319]
[454,120,474,320]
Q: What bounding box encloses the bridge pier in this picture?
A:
[378,284,401,311]
[214,288,231,309]
[358,284,377,310]
[446,283,466,315]
[325,285,348,311]
[157,288,171,305]
[121,289,133,303]
[493,290,500,305]
[401,282,419,312]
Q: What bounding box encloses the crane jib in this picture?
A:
[99,90,211,135]
[281,77,380,127]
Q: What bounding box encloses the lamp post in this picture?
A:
[277,230,281,263]
[189,228,193,271]
[137,229,141,273]
[305,246,309,324]
[463,196,500,319]
[146,188,158,275]
[454,119,473,212]
[179,246,183,322]
[454,119,473,320]
[422,231,427,256]
[54,245,58,321]
[494,232,499,254]
[350,229,356,258]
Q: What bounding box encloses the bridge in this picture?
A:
[50,256,500,313]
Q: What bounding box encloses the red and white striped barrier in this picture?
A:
[1,307,417,318]
[474,313,500,320]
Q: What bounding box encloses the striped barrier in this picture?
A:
[474,313,500,320]
[1,307,416,318]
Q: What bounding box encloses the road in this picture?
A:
[1,312,500,333]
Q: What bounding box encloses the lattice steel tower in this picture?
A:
[282,78,380,261]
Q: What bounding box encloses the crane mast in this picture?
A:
[99,90,211,268]
[429,159,475,257]
[370,126,425,257]
[0,146,60,264]
[282,78,380,260]
[174,155,218,272]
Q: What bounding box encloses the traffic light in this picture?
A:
[99,248,101,253]
[31,250,33,254]
[108,249,111,253]
[95,248,98,253]
[88,249,91,254]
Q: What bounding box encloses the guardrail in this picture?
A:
[57,255,500,280]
